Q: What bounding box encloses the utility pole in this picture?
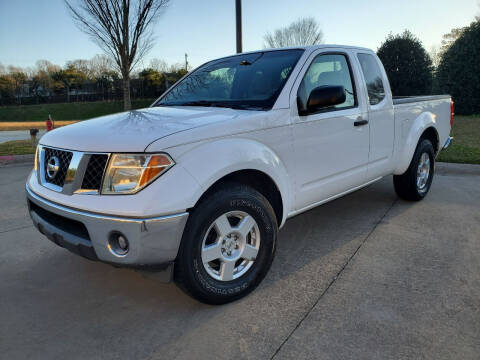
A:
[185,53,188,71]
[235,0,242,53]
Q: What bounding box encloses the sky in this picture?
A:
[0,0,478,70]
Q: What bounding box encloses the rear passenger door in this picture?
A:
[291,50,370,211]
[356,52,395,179]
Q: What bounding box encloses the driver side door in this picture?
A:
[291,50,370,212]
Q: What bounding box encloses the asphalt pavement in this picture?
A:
[0,130,46,144]
[0,163,479,360]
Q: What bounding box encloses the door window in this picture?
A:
[357,53,385,105]
[297,54,356,114]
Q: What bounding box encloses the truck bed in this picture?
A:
[392,94,452,161]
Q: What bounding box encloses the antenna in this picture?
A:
[236,0,242,53]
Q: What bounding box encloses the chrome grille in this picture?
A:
[43,148,73,187]
[38,146,109,194]
[81,154,109,190]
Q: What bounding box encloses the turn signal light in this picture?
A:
[450,101,454,128]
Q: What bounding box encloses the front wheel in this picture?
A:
[174,183,278,304]
[393,139,435,201]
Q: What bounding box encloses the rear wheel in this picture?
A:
[393,139,435,201]
[174,183,277,304]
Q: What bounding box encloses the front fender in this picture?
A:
[168,138,293,227]
[393,112,438,175]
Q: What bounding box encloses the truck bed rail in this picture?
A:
[393,95,451,105]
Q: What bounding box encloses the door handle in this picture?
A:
[354,119,369,126]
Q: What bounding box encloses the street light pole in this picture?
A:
[236,0,242,53]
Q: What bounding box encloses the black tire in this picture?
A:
[174,183,278,304]
[393,139,435,201]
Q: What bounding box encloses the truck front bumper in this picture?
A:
[26,184,189,267]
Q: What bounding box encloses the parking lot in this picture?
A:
[1,163,479,360]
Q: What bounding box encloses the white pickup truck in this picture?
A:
[26,45,453,304]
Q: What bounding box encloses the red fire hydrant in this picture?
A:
[46,114,54,132]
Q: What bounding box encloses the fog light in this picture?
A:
[108,233,129,257]
[118,235,128,250]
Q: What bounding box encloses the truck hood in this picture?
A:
[39,106,242,152]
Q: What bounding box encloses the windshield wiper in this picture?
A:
[159,101,265,111]
[160,100,215,107]
[210,103,253,110]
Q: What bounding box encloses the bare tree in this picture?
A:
[149,58,168,72]
[440,27,465,54]
[264,17,324,48]
[64,0,170,110]
[429,45,441,69]
[36,60,61,75]
[68,59,93,78]
[7,66,27,104]
[89,54,116,78]
[34,60,61,97]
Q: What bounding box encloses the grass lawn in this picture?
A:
[0,140,36,156]
[438,115,480,165]
[0,98,155,122]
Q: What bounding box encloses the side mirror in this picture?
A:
[302,85,346,115]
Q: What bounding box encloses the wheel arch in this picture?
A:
[419,126,440,154]
[393,112,439,175]
[190,169,284,227]
[175,138,292,227]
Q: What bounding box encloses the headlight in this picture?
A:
[101,153,174,194]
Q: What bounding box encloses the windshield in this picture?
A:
[156,49,304,110]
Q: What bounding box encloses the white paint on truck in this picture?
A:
[27,45,453,303]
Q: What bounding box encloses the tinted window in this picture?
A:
[157,50,304,110]
[297,54,356,113]
[357,53,385,105]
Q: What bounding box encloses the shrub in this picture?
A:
[435,21,480,115]
[377,30,433,96]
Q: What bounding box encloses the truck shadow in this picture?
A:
[33,177,397,299]
[12,176,409,358]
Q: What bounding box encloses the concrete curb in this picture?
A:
[436,162,480,176]
[0,154,35,166]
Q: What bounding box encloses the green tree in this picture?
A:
[138,68,164,97]
[436,21,480,114]
[377,30,433,96]
[139,68,164,85]
[52,64,88,102]
[164,67,187,90]
[10,71,27,104]
[0,75,15,104]
[34,60,61,98]
[95,70,119,100]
